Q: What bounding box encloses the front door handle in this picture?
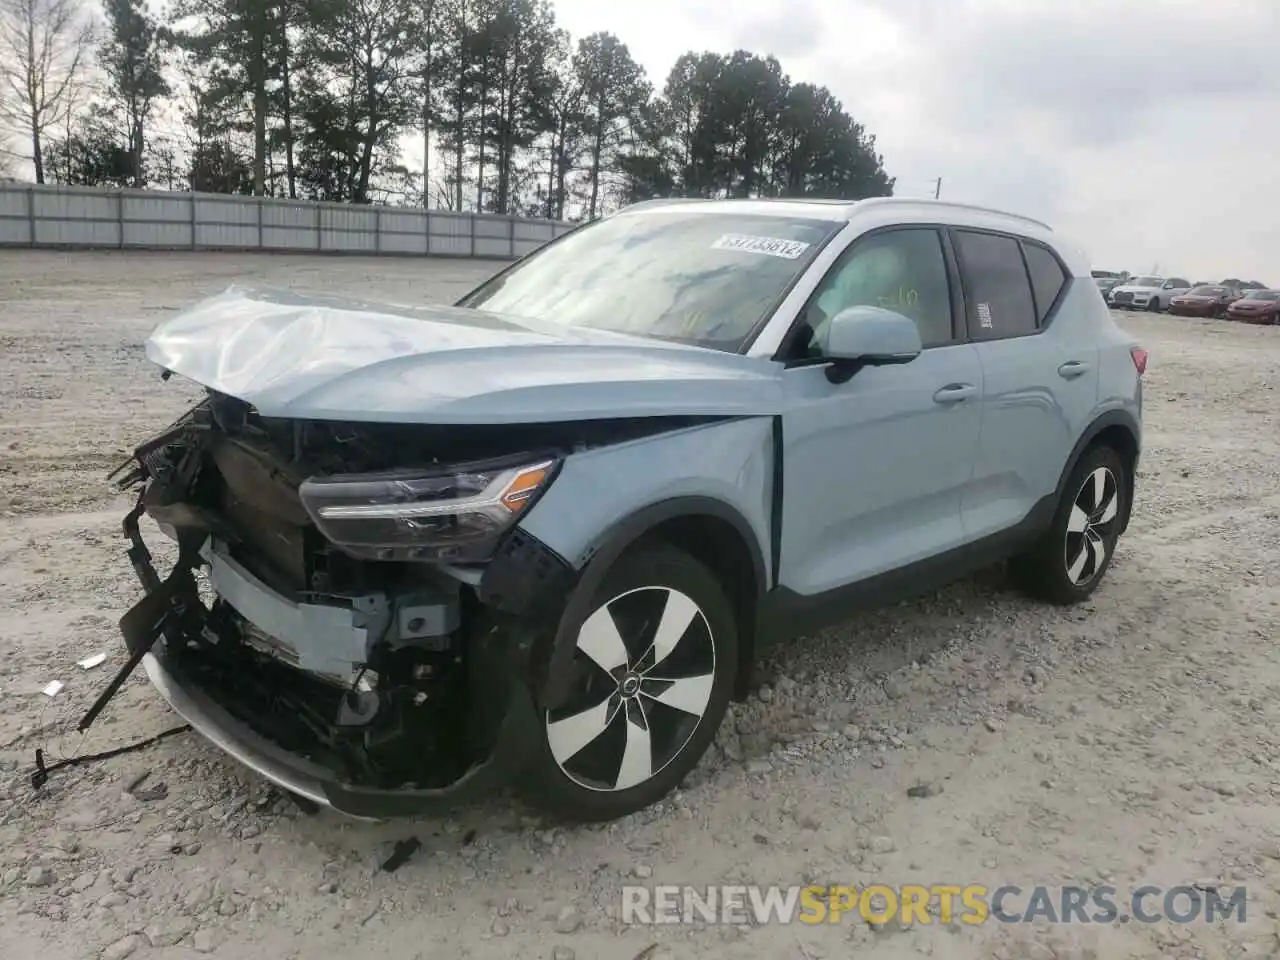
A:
[933,383,976,404]
[1058,360,1091,379]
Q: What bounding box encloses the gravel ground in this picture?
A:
[2,249,1279,960]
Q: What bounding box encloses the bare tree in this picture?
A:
[0,0,92,183]
[0,143,19,178]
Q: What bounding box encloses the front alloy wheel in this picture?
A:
[521,543,737,821]
[546,585,715,792]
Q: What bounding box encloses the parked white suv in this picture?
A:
[1108,276,1190,312]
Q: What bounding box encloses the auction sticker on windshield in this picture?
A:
[711,234,812,260]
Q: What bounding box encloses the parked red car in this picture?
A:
[1226,289,1280,324]
[1167,285,1239,318]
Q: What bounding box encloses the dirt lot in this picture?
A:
[1,249,1279,960]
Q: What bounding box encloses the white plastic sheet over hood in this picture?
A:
[143,287,785,424]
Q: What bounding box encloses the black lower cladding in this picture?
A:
[757,492,1058,646]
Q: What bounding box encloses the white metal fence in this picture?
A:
[0,183,576,259]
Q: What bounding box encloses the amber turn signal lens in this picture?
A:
[500,464,551,511]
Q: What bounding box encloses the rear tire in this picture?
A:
[519,542,738,822]
[1014,445,1127,605]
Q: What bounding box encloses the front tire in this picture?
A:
[1147,297,1161,312]
[519,542,738,822]
[1014,445,1127,605]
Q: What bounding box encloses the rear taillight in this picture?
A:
[1130,346,1148,377]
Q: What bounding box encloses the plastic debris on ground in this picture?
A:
[381,837,422,873]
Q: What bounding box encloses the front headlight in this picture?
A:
[298,454,560,563]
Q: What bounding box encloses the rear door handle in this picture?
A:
[1058,360,1091,379]
[933,383,976,404]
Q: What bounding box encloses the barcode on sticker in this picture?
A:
[977,302,993,329]
[711,234,811,260]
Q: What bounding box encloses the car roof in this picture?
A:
[620,196,1052,232]
[615,196,1085,274]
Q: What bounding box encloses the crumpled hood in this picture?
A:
[1112,284,1160,295]
[144,287,785,424]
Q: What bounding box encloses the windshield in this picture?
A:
[1189,286,1227,296]
[1129,276,1162,287]
[457,211,843,352]
[1246,290,1280,301]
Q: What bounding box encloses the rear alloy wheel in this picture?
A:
[1014,445,1127,605]
[521,543,736,821]
[1062,465,1122,589]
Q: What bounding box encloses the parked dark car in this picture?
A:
[1167,285,1239,318]
[1225,289,1280,324]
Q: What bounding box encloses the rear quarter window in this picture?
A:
[1021,243,1068,324]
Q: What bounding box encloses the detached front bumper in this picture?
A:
[118,513,541,820]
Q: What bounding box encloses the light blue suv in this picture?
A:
[108,197,1145,822]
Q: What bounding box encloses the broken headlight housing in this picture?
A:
[298,454,559,564]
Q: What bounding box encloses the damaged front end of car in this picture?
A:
[105,392,648,817]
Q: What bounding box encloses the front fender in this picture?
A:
[517,417,776,708]
[518,416,775,577]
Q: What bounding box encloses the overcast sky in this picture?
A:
[551,0,1280,283]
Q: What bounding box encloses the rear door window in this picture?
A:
[953,230,1037,340]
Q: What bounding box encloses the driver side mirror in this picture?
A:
[822,306,923,384]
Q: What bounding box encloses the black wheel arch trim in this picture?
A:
[757,491,1058,650]
[1054,408,1141,533]
[538,496,768,710]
